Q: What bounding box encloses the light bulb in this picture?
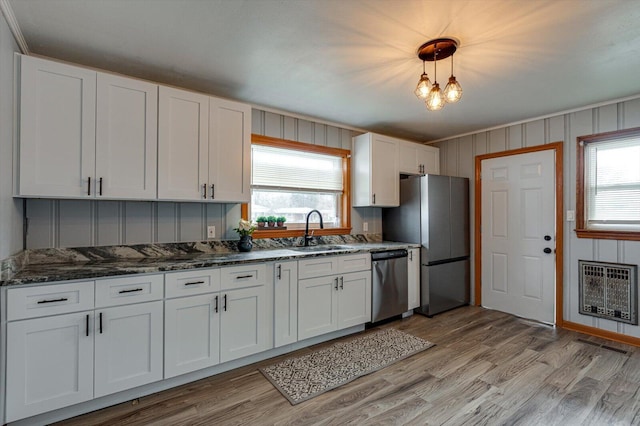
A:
[444,76,463,103]
[425,83,445,111]
[414,73,431,100]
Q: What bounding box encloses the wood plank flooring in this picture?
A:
[54,306,640,425]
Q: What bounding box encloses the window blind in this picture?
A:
[585,136,640,228]
[252,145,343,191]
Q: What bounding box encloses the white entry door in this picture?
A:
[481,149,556,324]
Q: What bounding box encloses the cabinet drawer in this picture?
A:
[338,254,371,274]
[220,263,267,290]
[298,256,339,280]
[7,281,95,321]
[165,269,221,299]
[95,274,164,307]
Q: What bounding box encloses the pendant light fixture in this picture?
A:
[444,53,463,103]
[414,60,431,100]
[415,38,462,111]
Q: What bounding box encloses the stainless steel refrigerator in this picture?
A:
[382,174,470,316]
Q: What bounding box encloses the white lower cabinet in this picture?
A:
[219,285,269,363]
[94,301,164,397]
[164,265,270,377]
[164,293,220,378]
[408,248,421,310]
[6,311,94,422]
[298,254,372,341]
[274,261,298,347]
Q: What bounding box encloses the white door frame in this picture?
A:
[474,142,564,326]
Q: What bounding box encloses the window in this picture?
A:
[244,135,351,238]
[576,127,640,240]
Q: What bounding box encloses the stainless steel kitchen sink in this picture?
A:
[289,245,351,252]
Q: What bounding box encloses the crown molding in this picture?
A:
[0,0,29,54]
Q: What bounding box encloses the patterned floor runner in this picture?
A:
[259,328,435,404]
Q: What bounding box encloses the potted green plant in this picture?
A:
[256,216,267,227]
[267,215,277,227]
[276,216,287,227]
[233,219,256,252]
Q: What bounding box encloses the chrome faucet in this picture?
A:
[304,209,324,246]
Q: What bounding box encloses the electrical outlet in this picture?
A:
[207,225,216,239]
[363,222,369,232]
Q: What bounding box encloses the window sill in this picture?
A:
[575,229,640,241]
[252,227,352,239]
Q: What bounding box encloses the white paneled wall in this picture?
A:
[0,14,23,258]
[435,97,640,338]
[24,108,380,249]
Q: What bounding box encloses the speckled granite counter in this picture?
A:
[1,234,419,286]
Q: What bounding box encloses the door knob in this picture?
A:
[544,235,552,241]
[543,247,552,254]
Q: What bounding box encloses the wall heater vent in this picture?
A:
[579,260,638,325]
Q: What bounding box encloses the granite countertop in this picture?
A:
[1,235,419,287]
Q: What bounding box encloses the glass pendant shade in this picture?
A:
[425,83,445,111]
[444,75,463,103]
[414,73,431,100]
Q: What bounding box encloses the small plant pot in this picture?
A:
[257,221,265,227]
[268,221,276,227]
[277,221,284,227]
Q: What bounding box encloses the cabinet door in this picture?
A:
[6,312,94,422]
[208,97,251,202]
[337,271,371,329]
[371,135,399,206]
[417,145,440,175]
[95,73,158,199]
[94,301,163,397]
[18,55,96,197]
[164,294,220,378]
[219,286,270,363]
[398,141,420,175]
[408,248,421,310]
[274,261,298,347]
[298,275,338,340]
[158,86,209,200]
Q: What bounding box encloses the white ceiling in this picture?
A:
[6,0,640,141]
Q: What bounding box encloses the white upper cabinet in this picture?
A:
[398,140,440,176]
[208,98,251,202]
[95,73,158,199]
[18,55,96,197]
[352,133,399,207]
[158,86,210,200]
[158,86,251,202]
[17,55,158,199]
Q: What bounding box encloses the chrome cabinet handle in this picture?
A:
[277,264,282,280]
[340,276,344,290]
[334,277,339,290]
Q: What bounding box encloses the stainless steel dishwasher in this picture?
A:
[371,249,408,322]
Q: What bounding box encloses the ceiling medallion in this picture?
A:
[414,38,463,111]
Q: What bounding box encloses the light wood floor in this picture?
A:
[55,306,640,425]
